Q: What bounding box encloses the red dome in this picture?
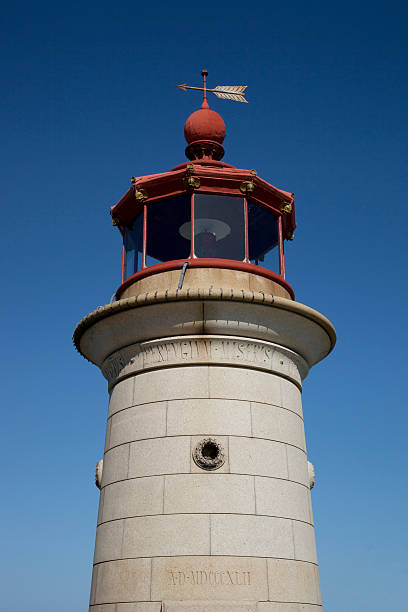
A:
[184,107,226,145]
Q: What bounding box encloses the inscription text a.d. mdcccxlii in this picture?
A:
[168,568,251,587]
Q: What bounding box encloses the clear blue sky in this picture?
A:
[1,1,407,610]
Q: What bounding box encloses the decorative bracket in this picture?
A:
[134,188,148,203]
[280,201,293,214]
[184,163,201,190]
[240,180,255,195]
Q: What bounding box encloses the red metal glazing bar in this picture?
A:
[244,198,249,262]
[121,239,125,284]
[278,216,285,279]
[191,193,195,258]
[142,203,147,269]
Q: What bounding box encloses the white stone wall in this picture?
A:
[90,346,322,610]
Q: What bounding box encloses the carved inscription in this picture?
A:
[101,336,305,386]
[102,336,302,384]
[167,568,251,587]
[141,338,273,366]
[153,558,266,603]
[102,345,142,382]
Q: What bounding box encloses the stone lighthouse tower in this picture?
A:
[74,73,336,612]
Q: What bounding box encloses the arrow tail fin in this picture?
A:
[214,85,247,93]
[213,91,248,103]
[213,85,248,102]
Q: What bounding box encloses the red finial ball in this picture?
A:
[184,107,226,145]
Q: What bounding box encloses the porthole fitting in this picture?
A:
[193,437,226,471]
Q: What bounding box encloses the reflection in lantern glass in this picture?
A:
[179,218,231,258]
[179,194,245,260]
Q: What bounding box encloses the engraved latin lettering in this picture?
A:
[167,568,252,588]
[102,336,299,385]
[155,344,166,361]
[181,341,192,359]
[237,342,245,358]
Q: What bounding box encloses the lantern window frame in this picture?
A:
[111,163,295,299]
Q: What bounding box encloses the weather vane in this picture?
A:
[176,69,248,104]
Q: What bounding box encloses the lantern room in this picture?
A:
[110,88,296,301]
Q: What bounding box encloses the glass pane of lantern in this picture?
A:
[247,200,279,274]
[124,213,143,279]
[193,194,245,260]
[146,194,191,266]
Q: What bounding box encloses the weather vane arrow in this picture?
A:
[176,69,248,103]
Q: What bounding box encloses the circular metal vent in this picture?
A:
[193,437,226,471]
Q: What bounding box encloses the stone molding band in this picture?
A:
[73,289,336,362]
[101,335,307,388]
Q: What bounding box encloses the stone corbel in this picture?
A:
[307,461,315,489]
[95,459,103,489]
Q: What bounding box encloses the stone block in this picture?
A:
[97,488,104,526]
[257,604,300,611]
[151,556,268,601]
[122,514,210,557]
[117,605,162,612]
[229,437,287,479]
[209,367,281,406]
[286,446,309,487]
[251,403,305,450]
[280,379,302,417]
[89,564,98,605]
[162,603,257,611]
[279,412,306,452]
[102,476,164,521]
[167,399,251,437]
[93,520,124,563]
[109,377,135,417]
[104,418,111,452]
[255,477,310,522]
[109,402,167,448]
[89,606,116,611]
[293,521,318,563]
[267,558,321,603]
[94,559,151,604]
[258,605,322,612]
[102,444,130,487]
[133,367,209,405]
[307,491,314,525]
[164,474,255,515]
[211,515,294,558]
[128,437,191,478]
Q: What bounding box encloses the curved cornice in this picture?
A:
[73,289,336,372]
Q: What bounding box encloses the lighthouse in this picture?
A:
[74,72,336,612]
